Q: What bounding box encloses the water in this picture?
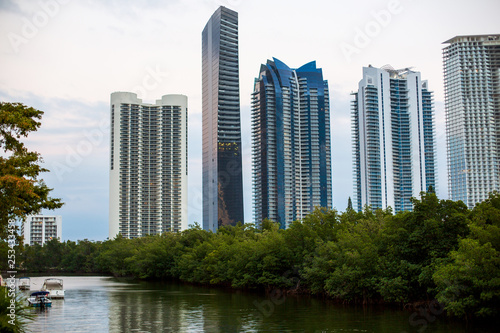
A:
[20,276,493,333]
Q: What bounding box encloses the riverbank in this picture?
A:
[5,192,500,322]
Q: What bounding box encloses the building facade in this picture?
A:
[202,6,244,232]
[352,65,437,212]
[444,35,500,208]
[22,215,62,246]
[251,58,332,228]
[109,92,188,239]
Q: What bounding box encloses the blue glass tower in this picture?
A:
[251,58,332,228]
[352,65,437,212]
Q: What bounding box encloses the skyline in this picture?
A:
[0,0,499,240]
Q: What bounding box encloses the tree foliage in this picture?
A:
[0,102,63,240]
[433,192,500,319]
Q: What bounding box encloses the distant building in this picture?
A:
[251,58,332,228]
[351,65,437,212]
[443,34,500,208]
[22,215,62,246]
[109,92,188,239]
[202,6,244,232]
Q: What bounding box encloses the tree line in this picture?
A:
[2,191,498,321]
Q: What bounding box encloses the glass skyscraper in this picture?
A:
[351,65,437,212]
[202,6,244,232]
[251,58,332,229]
[109,92,188,239]
[444,35,500,208]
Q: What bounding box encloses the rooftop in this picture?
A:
[443,34,500,44]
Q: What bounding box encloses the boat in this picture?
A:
[18,277,31,290]
[27,291,52,308]
[41,278,65,299]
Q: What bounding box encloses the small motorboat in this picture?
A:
[41,278,65,299]
[18,277,31,290]
[27,291,52,308]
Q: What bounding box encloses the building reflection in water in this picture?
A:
[107,282,262,332]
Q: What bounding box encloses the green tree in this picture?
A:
[128,233,182,279]
[43,238,64,269]
[433,238,499,319]
[380,191,469,301]
[302,207,389,302]
[20,243,46,272]
[69,239,101,273]
[434,192,500,319]
[94,235,138,276]
[0,102,63,240]
[347,197,353,211]
[285,207,342,279]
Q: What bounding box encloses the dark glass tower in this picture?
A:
[202,6,244,232]
[251,58,332,229]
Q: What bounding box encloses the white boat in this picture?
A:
[27,291,52,308]
[18,277,31,290]
[41,278,65,299]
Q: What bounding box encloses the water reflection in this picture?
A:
[22,277,494,333]
[108,282,262,332]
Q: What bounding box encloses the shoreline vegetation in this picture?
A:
[3,191,499,322]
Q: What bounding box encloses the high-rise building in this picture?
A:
[351,65,437,212]
[22,215,62,246]
[202,6,244,232]
[251,58,332,228]
[443,34,500,208]
[109,92,188,239]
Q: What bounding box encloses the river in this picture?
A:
[20,276,493,332]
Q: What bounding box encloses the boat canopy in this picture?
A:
[30,291,50,296]
[43,279,63,288]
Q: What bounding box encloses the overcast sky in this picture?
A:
[1,0,499,241]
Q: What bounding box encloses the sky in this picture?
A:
[1,0,499,241]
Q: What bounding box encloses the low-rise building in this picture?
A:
[22,215,62,246]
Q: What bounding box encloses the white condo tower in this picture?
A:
[109,92,188,239]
